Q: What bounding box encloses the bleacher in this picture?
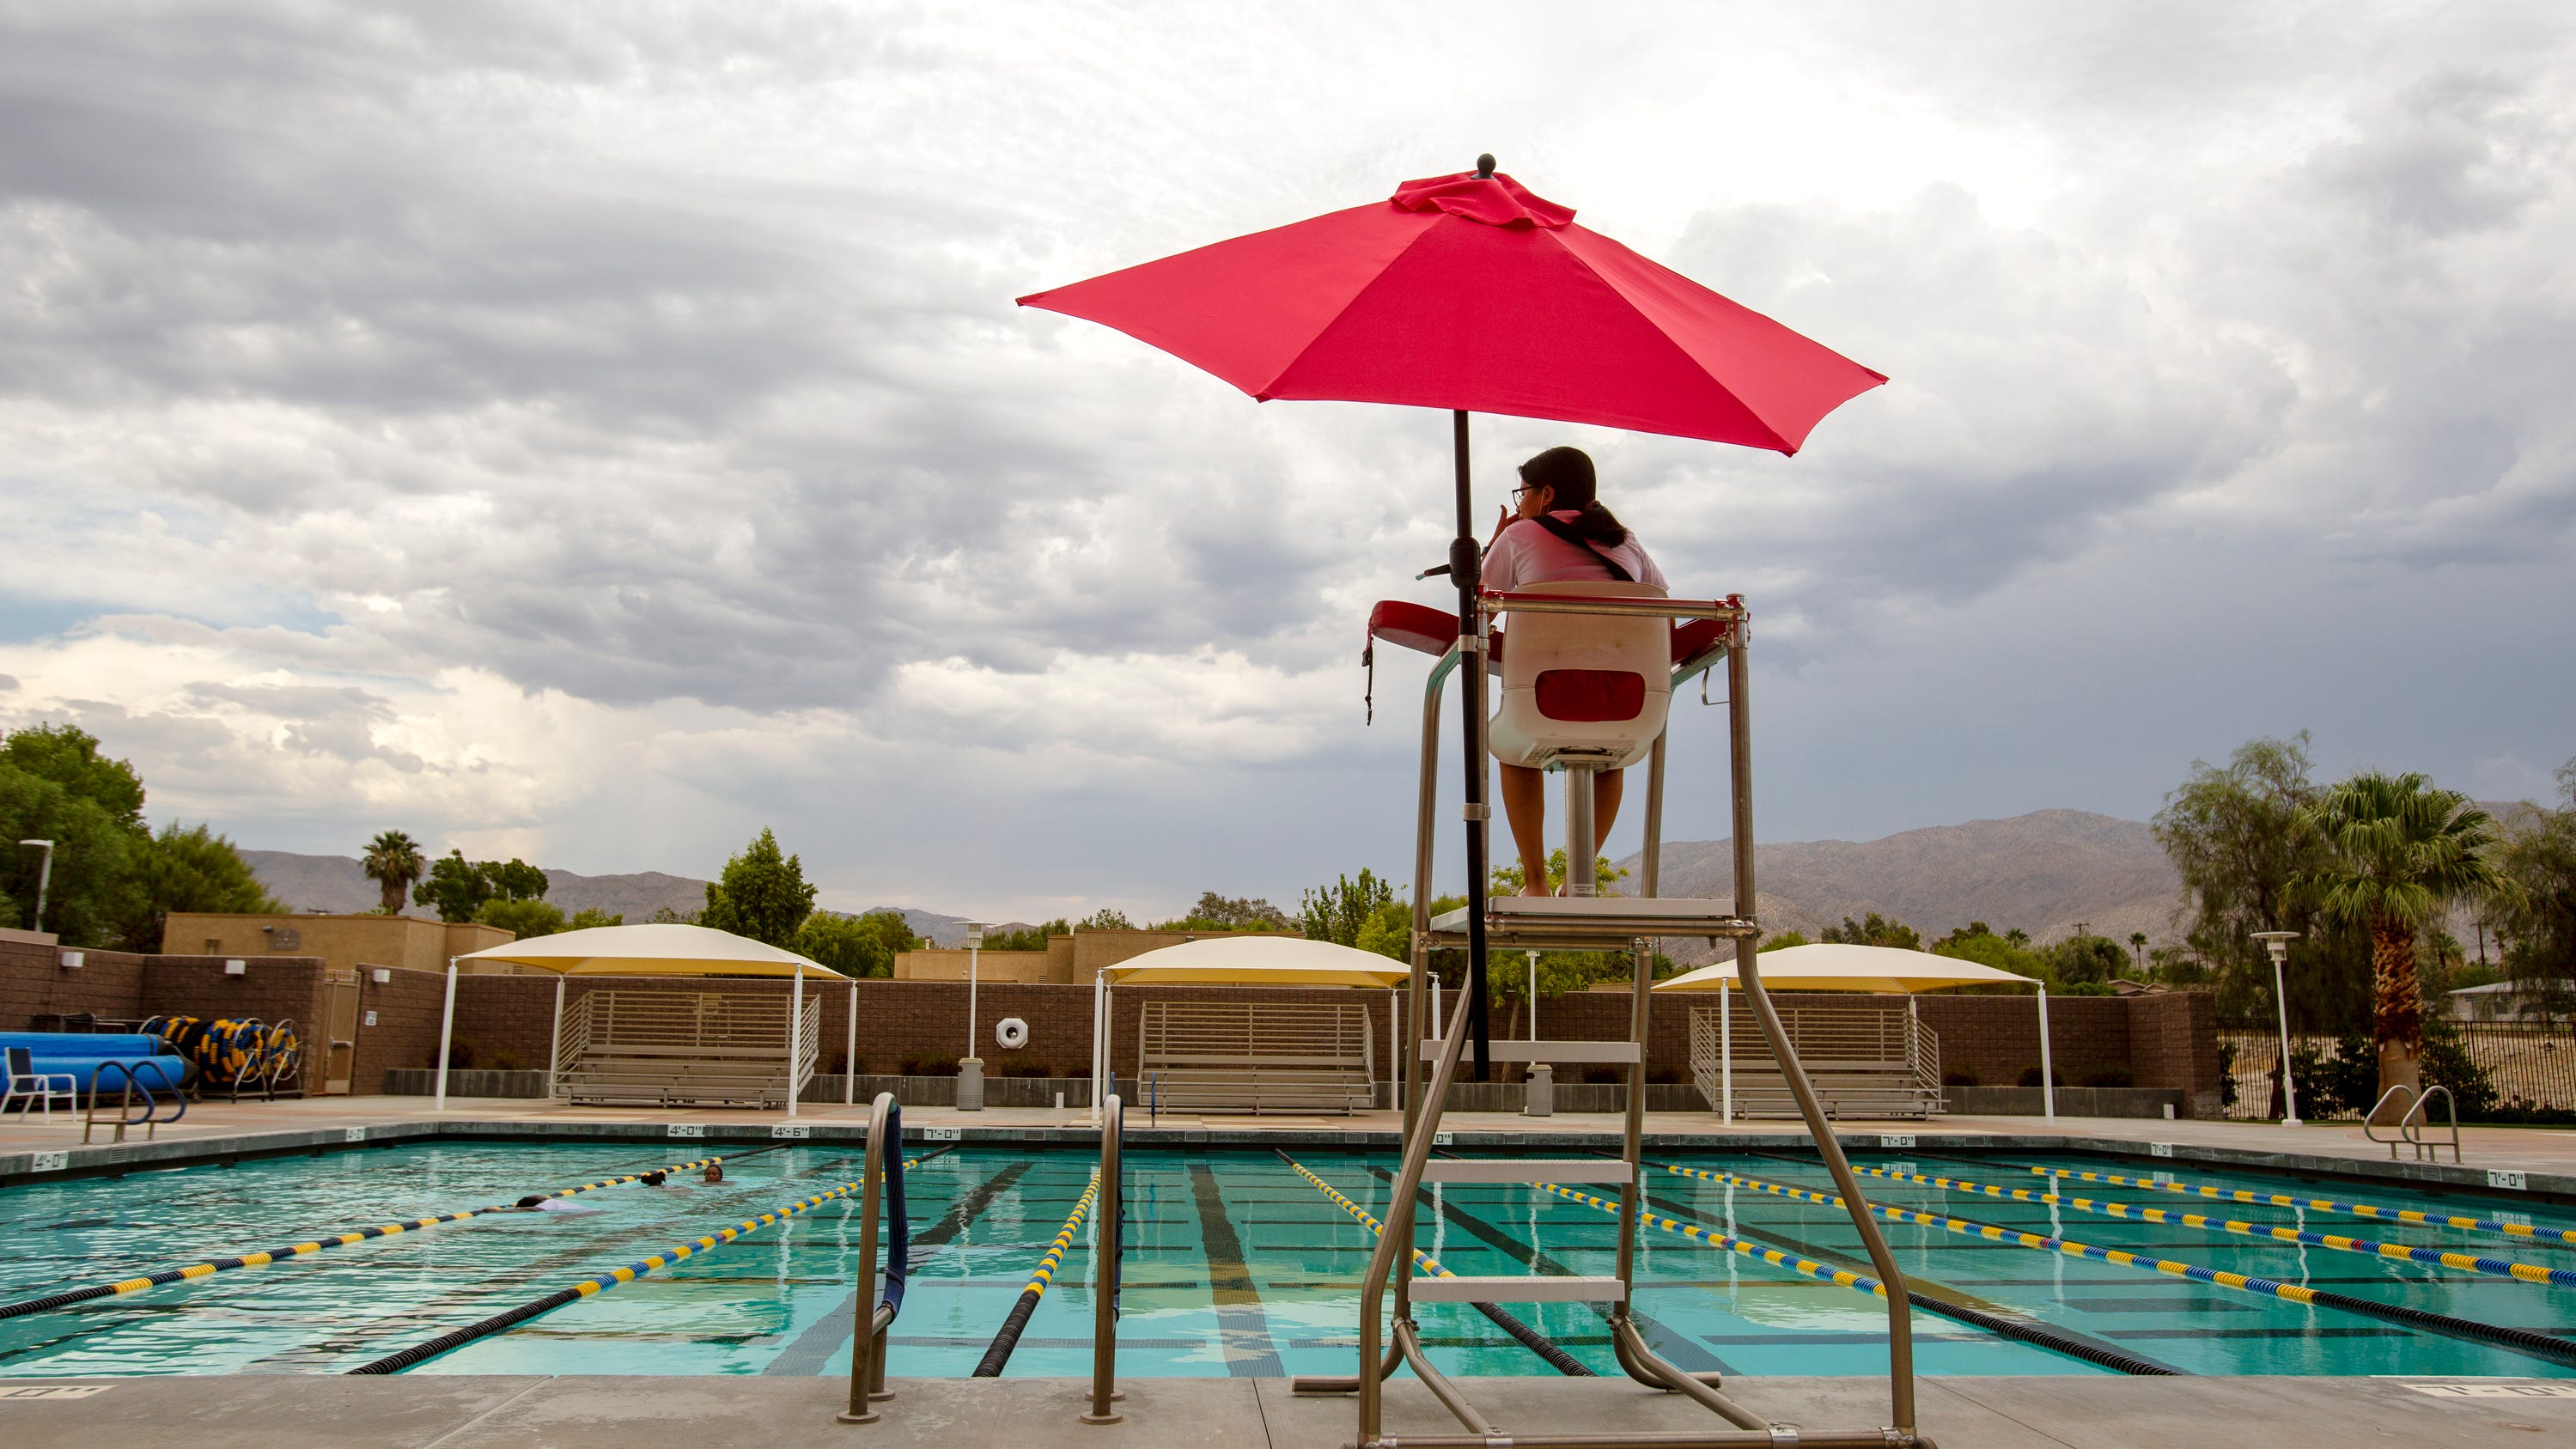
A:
[1690,999,1944,1120]
[1136,999,1376,1115]
[553,990,816,1109]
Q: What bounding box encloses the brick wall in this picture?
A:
[347,965,454,1093]
[0,940,149,1026]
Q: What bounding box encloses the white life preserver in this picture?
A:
[995,1017,1030,1050]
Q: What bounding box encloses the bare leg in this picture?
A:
[1499,763,1553,895]
[1595,769,1623,852]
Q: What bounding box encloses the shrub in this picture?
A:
[1942,1068,1980,1087]
[2081,1068,2132,1089]
[2216,1039,2238,1109]
[437,1038,478,1070]
[1583,1065,1626,1085]
[900,1052,959,1077]
[996,1056,1052,1079]
[1647,1065,1688,1086]
[490,1050,525,1073]
[2017,1065,2065,1087]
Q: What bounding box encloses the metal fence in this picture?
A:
[2220,1026,2576,1119]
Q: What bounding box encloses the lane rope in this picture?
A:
[1530,1174,2182,1376]
[348,1152,923,1375]
[1846,1161,2576,1288]
[0,1150,746,1322]
[971,1166,1101,1376]
[1280,1154,1592,1376]
[2017,1163,2576,1251]
[1660,1162,2576,1370]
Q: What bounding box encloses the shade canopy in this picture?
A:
[1019,167,1885,454]
[1654,942,2037,995]
[454,922,845,978]
[1104,935,1410,989]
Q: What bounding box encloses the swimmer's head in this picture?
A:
[516,1194,548,1209]
[641,1171,667,1185]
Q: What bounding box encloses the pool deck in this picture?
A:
[6,1373,2576,1447]
[6,1093,2573,1199]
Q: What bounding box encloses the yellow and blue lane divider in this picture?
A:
[1279,1154,1591,1375]
[1660,1162,2576,1368]
[0,1152,734,1322]
[350,1153,927,1374]
[971,1166,1102,1375]
[2021,1163,2576,1250]
[1848,1162,2576,1288]
[1528,1178,1889,1299]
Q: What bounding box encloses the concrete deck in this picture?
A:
[5,1374,2576,1447]
[7,1093,2573,1198]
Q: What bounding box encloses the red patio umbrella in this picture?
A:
[1018,156,1882,1075]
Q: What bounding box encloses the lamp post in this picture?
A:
[15,840,52,933]
[958,922,985,1111]
[2252,930,2303,1126]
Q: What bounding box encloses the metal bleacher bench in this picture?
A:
[1137,999,1375,1115]
[552,990,816,1109]
[1689,1002,1945,1120]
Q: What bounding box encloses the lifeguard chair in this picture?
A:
[1312,582,1931,1448]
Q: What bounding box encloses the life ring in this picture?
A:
[995,1017,1030,1050]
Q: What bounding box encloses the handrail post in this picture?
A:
[838,1092,898,1425]
[1082,1093,1125,1424]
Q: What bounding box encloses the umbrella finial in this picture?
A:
[1475,153,1496,179]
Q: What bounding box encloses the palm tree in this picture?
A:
[361,830,427,915]
[2297,772,2502,1112]
[2128,931,2148,972]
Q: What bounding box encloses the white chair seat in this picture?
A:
[1488,581,1673,770]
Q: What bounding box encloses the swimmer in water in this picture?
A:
[515,1194,604,1215]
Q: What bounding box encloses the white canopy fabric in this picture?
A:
[1089,935,1409,1125]
[1104,935,1410,988]
[454,922,844,978]
[436,923,843,1117]
[1653,942,2037,995]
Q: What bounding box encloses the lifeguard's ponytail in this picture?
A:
[1518,446,1628,545]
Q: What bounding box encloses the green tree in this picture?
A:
[1160,891,1293,931]
[485,858,547,901]
[2128,931,2149,971]
[2298,770,2505,1107]
[568,908,624,930]
[1301,869,1396,947]
[980,918,1069,951]
[2049,934,2128,986]
[698,828,817,947]
[476,896,567,940]
[1075,907,1136,931]
[415,850,493,922]
[795,909,923,978]
[1930,923,2048,983]
[1491,849,1627,897]
[2487,759,2576,1019]
[123,822,283,952]
[0,726,146,946]
[361,830,426,914]
[1353,898,1413,961]
[1757,930,1811,952]
[1822,912,1921,951]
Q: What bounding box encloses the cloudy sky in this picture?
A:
[3,3,2570,922]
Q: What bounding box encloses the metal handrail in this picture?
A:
[2404,1084,2461,1162]
[82,1060,184,1144]
[836,1092,908,1426]
[2363,1083,2425,1159]
[1081,1092,1124,1424]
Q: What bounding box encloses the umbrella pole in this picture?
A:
[1450,409,1493,1082]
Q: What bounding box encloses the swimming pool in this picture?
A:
[3,1140,2572,1379]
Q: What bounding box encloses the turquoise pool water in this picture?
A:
[3,1142,2572,1379]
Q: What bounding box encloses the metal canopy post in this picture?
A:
[787,964,804,1117]
[433,957,459,1112]
[547,975,567,1101]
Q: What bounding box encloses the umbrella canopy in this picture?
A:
[1654,942,2036,995]
[455,922,845,978]
[1020,166,1885,452]
[1105,935,1410,988]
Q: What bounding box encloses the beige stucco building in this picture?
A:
[162,913,517,977]
[893,928,1302,983]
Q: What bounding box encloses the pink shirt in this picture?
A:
[1483,511,1666,593]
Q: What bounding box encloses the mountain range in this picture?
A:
[244,806,2208,957]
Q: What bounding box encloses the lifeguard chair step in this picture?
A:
[1420,1038,1640,1064]
[1428,896,1758,947]
[1423,1159,1634,1184]
[1407,1275,1627,1304]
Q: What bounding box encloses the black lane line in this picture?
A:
[1191,1163,1285,1377]
[1366,1166,1736,1376]
[762,1158,1029,1376]
[1640,1185,2185,1376]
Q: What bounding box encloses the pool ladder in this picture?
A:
[1308,600,1934,1449]
[2364,1083,2461,1163]
[82,1061,186,1144]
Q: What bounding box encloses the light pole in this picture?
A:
[958,922,985,1111]
[15,841,52,934]
[2253,930,2302,1126]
